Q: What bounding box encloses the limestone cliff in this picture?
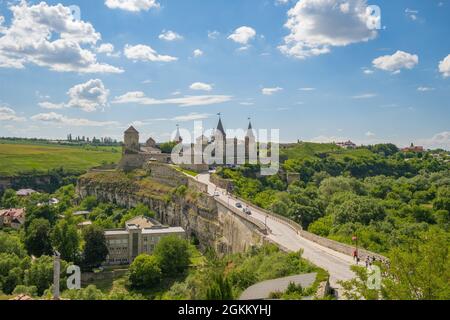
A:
[77,170,264,254]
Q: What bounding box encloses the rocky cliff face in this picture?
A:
[77,171,264,254]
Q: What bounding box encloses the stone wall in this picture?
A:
[145,162,188,188]
[210,174,234,191]
[77,174,265,255]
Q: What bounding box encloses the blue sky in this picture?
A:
[0,0,449,149]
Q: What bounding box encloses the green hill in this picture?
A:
[0,141,121,176]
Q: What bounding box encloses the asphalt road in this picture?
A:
[197,173,362,297]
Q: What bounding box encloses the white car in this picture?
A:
[213,191,220,197]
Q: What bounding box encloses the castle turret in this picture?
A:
[174,125,183,144]
[245,119,256,164]
[123,126,140,154]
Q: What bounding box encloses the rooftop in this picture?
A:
[125,216,159,229]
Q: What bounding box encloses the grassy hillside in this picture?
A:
[0,141,121,176]
[280,142,377,162]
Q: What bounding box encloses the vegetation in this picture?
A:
[81,225,108,270]
[341,228,449,300]
[217,144,450,256]
[0,141,121,176]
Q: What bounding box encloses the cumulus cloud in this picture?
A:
[159,30,183,41]
[262,87,283,95]
[31,112,118,127]
[228,26,256,45]
[439,54,450,78]
[418,131,450,150]
[0,106,25,122]
[193,49,204,57]
[112,91,232,107]
[105,0,160,12]
[190,82,213,91]
[279,0,379,59]
[39,79,110,113]
[124,44,178,62]
[372,50,419,73]
[0,2,123,73]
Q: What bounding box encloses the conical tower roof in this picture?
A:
[216,117,226,136]
[125,126,139,134]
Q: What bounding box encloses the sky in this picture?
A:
[0,0,449,149]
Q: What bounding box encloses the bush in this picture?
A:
[128,254,162,289]
[154,236,190,277]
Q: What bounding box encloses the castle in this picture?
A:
[117,117,257,172]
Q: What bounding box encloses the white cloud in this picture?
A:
[124,44,178,62]
[240,102,255,106]
[0,106,25,122]
[363,68,374,74]
[31,112,118,127]
[417,86,435,92]
[352,93,377,99]
[172,113,211,122]
[190,82,213,91]
[310,135,349,143]
[40,79,110,113]
[405,8,419,21]
[66,79,110,112]
[112,91,232,107]
[97,43,114,54]
[299,87,315,91]
[0,2,123,73]
[438,54,450,78]
[228,26,256,45]
[38,102,65,110]
[418,131,450,150]
[159,30,183,41]
[275,0,291,5]
[208,31,220,39]
[365,131,375,137]
[372,50,419,73]
[262,87,283,95]
[193,49,204,57]
[105,0,160,12]
[279,0,378,59]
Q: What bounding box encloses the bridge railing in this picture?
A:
[215,197,270,235]
[232,195,387,262]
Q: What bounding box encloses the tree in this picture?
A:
[51,220,80,263]
[24,218,53,257]
[80,196,98,211]
[82,225,108,270]
[341,228,450,300]
[382,228,450,300]
[1,189,19,208]
[206,274,233,300]
[0,232,27,257]
[128,254,162,289]
[153,236,190,276]
[25,255,68,296]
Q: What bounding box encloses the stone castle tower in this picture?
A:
[123,126,140,154]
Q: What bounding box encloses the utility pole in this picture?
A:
[53,250,61,300]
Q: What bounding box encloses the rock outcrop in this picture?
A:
[77,170,264,254]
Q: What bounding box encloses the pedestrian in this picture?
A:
[365,257,370,268]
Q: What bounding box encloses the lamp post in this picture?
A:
[352,234,358,262]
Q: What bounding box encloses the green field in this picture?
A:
[0,141,122,176]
